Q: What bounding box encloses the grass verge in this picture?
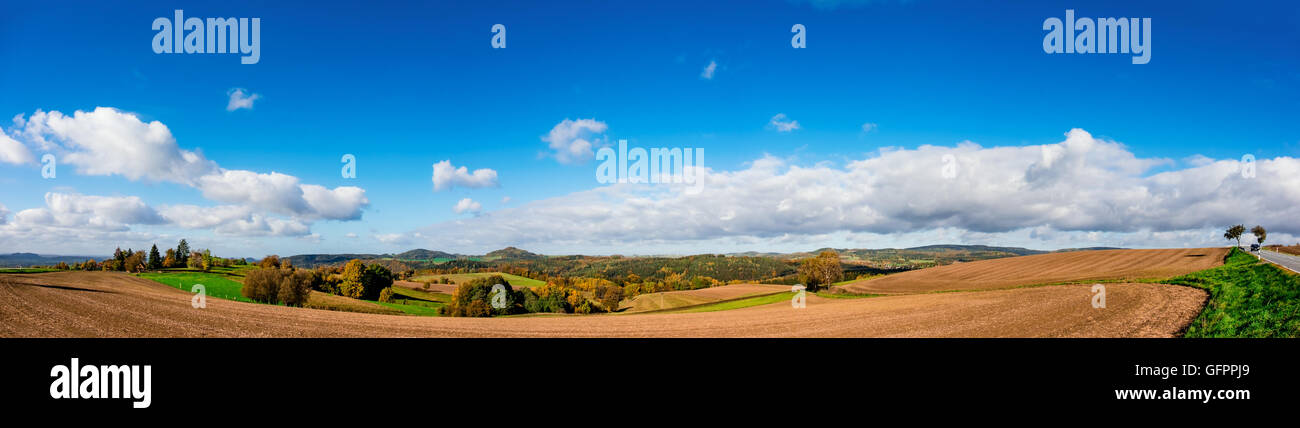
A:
[1165,247,1300,338]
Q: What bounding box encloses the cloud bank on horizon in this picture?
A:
[0,107,367,249]
[0,106,1296,255]
[391,128,1299,253]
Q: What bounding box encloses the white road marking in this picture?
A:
[1257,250,1300,274]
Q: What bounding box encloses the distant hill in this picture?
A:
[749,244,1047,260]
[393,249,460,260]
[484,247,543,260]
[902,244,1048,256]
[0,253,104,267]
[727,244,1064,272]
[284,253,385,268]
[1052,247,1125,252]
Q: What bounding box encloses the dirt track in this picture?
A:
[838,248,1226,295]
[0,271,1205,338]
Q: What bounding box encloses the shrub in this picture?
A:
[242,268,311,307]
[242,268,281,303]
[378,287,396,303]
[259,255,281,269]
[594,284,624,312]
[445,275,521,316]
[465,300,492,317]
[277,275,311,307]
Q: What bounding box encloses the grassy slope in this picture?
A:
[137,271,252,303]
[662,292,797,313]
[139,270,442,316]
[1166,248,1300,338]
[410,272,546,288]
[385,287,449,316]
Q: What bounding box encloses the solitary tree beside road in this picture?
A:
[1252,225,1267,245]
[1224,224,1246,247]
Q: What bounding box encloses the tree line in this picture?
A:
[42,239,246,273]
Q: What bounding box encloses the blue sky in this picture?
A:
[1,0,1297,257]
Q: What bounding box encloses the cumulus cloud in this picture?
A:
[542,118,607,164]
[700,60,718,79]
[212,214,310,237]
[769,113,800,132]
[14,108,216,183]
[1,107,369,237]
[0,194,313,240]
[300,185,368,220]
[195,171,368,220]
[401,129,1300,252]
[12,193,164,232]
[158,204,253,229]
[432,160,499,191]
[226,88,260,111]
[453,198,482,214]
[0,132,34,165]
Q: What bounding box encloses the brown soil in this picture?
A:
[838,248,1226,295]
[622,283,791,312]
[394,280,456,294]
[0,271,1204,338]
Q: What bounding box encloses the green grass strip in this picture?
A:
[1166,248,1300,338]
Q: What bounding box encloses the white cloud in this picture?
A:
[700,60,718,80]
[0,132,34,165]
[154,203,309,237]
[12,193,164,232]
[403,129,1300,252]
[198,170,309,215]
[501,196,512,204]
[0,203,10,225]
[861,122,878,133]
[769,113,800,132]
[158,204,253,229]
[213,214,310,237]
[194,171,367,221]
[226,88,260,111]
[300,184,368,220]
[1183,154,1215,167]
[19,107,217,183]
[453,198,482,214]
[432,160,499,191]
[1,107,369,238]
[374,233,411,245]
[542,118,607,164]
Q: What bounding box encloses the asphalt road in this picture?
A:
[1257,249,1300,274]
